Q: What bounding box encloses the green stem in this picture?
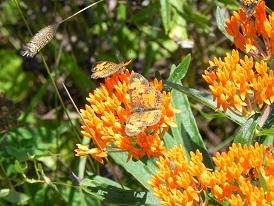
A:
[58,0,104,24]
[14,0,81,142]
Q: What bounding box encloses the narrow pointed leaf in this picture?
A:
[234,115,259,144]
[160,0,171,33]
[165,81,247,125]
[167,54,191,82]
[110,152,153,191]
[216,6,233,41]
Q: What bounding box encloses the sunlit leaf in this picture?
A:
[160,0,171,33]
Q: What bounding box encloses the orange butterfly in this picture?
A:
[125,73,162,136]
[91,60,132,79]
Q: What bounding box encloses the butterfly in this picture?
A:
[125,73,162,136]
[91,60,132,79]
[240,0,260,16]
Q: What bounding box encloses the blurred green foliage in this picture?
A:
[3,0,270,205]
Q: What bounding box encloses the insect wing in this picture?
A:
[139,87,162,110]
[91,61,120,79]
[128,73,150,108]
[125,110,161,136]
[92,61,117,72]
[128,73,149,91]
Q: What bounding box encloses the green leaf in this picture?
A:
[165,81,247,125]
[168,0,188,41]
[261,104,274,129]
[130,4,157,24]
[182,4,209,30]
[60,187,100,206]
[258,169,268,192]
[1,190,30,204]
[166,59,213,167]
[234,115,259,144]
[86,173,127,188]
[110,152,154,191]
[81,174,160,205]
[160,0,171,33]
[216,0,238,9]
[14,160,27,174]
[216,6,233,41]
[1,125,68,160]
[257,128,274,136]
[256,105,274,144]
[117,3,127,21]
[0,50,33,101]
[163,132,177,150]
[0,189,9,198]
[171,88,213,168]
[167,54,191,82]
[100,189,159,206]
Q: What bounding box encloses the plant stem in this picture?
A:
[58,0,104,24]
[14,0,82,142]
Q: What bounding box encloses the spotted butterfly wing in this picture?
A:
[125,73,162,136]
[91,60,132,79]
[125,110,161,136]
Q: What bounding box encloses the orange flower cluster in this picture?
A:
[201,143,274,205]
[226,0,274,60]
[75,70,176,163]
[149,145,207,206]
[202,50,274,115]
[150,144,274,206]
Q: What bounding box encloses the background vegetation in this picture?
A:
[1,0,274,205]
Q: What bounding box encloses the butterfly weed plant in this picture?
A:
[1,0,274,205]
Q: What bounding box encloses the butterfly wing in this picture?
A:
[91,61,117,72]
[91,61,119,79]
[128,73,150,108]
[139,87,162,109]
[129,86,162,110]
[126,72,162,136]
[128,73,149,91]
[91,60,132,79]
[125,110,162,136]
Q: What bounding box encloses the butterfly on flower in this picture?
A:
[240,0,260,16]
[125,73,162,136]
[91,60,132,79]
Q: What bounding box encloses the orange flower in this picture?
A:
[74,144,107,164]
[76,70,176,163]
[151,143,274,205]
[149,145,208,206]
[202,50,274,115]
[206,143,274,205]
[226,0,274,60]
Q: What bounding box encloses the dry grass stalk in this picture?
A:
[22,23,59,57]
[21,0,103,58]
